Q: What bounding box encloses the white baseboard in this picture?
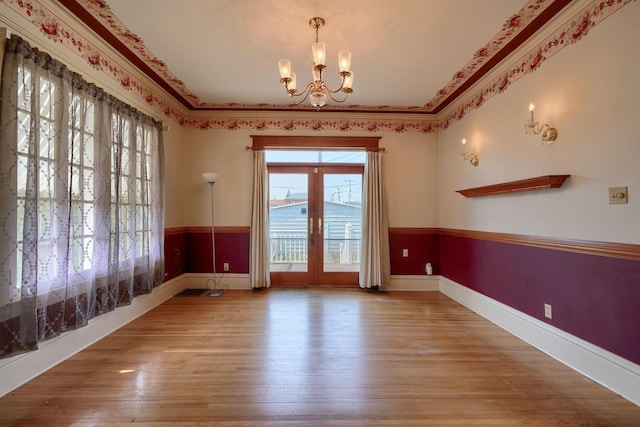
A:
[386,274,440,291]
[0,275,186,397]
[439,277,640,406]
[181,273,440,292]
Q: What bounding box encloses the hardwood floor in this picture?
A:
[1,288,639,426]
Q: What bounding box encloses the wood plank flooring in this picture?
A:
[1,288,639,426]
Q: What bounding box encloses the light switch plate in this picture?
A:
[609,186,628,204]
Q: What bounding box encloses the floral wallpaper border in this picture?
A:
[0,0,635,133]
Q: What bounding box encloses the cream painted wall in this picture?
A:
[182,128,253,227]
[182,129,439,228]
[9,0,637,242]
[162,118,188,228]
[1,2,440,231]
[1,5,189,229]
[438,4,640,244]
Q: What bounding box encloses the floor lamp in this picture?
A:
[202,172,223,297]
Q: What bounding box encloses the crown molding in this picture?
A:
[1,0,635,132]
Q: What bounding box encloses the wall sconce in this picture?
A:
[524,102,558,144]
[460,138,479,167]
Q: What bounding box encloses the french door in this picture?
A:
[268,164,363,286]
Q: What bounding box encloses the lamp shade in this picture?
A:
[338,51,351,72]
[278,59,291,79]
[312,42,326,66]
[202,172,220,183]
[343,72,353,90]
[289,72,297,91]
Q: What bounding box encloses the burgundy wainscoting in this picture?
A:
[440,231,640,366]
[389,228,440,275]
[185,226,250,274]
[164,227,187,281]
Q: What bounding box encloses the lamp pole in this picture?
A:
[203,173,223,297]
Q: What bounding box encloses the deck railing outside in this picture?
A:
[269,232,361,265]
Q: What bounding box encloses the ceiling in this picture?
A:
[60,0,572,114]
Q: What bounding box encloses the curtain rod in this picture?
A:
[245,146,385,152]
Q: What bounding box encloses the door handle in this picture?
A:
[309,217,314,235]
[318,218,322,235]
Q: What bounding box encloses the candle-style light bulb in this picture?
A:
[529,102,535,121]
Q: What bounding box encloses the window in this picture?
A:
[13,69,158,294]
[1,35,164,358]
[15,68,64,291]
[110,119,155,265]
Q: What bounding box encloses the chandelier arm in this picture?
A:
[286,82,315,98]
[288,83,315,105]
[325,87,350,103]
[323,78,345,95]
[293,90,312,105]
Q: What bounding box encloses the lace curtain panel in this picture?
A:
[0,35,165,359]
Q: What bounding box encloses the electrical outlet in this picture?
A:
[544,303,552,319]
[402,249,408,257]
[223,262,229,271]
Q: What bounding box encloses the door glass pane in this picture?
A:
[323,174,362,272]
[269,173,308,272]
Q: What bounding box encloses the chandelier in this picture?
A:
[278,17,353,108]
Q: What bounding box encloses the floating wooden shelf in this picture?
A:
[456,175,570,198]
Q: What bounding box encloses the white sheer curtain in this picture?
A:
[0,35,165,358]
[359,151,390,289]
[249,150,270,288]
